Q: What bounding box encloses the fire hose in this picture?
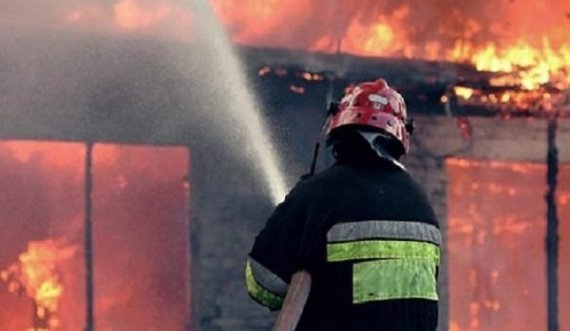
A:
[271,270,312,331]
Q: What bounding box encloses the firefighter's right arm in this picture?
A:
[245,189,309,310]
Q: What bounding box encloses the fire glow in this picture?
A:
[0,141,190,331]
[446,159,570,331]
[1,240,78,331]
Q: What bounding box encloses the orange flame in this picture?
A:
[59,0,570,94]
[472,39,570,90]
[310,4,413,58]
[1,239,78,331]
[210,0,570,95]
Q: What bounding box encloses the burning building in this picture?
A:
[0,0,569,331]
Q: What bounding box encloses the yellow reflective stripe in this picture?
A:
[327,240,440,263]
[248,258,288,296]
[353,259,438,303]
[245,260,284,310]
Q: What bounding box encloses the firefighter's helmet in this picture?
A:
[323,79,413,155]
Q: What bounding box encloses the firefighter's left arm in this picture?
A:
[245,188,312,310]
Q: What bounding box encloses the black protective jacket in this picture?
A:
[246,158,440,331]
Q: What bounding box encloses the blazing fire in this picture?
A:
[51,0,570,107]
[6,0,568,83]
[446,39,570,115]
[0,142,191,331]
[1,239,78,331]
[211,0,570,114]
[472,39,570,90]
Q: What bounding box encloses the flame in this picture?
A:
[0,141,191,330]
[1,239,78,331]
[212,0,308,45]
[454,87,475,100]
[309,4,413,58]
[472,39,570,90]
[58,0,570,97]
[210,0,570,111]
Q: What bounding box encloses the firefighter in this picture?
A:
[245,79,440,331]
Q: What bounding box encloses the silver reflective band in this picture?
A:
[327,220,441,246]
[248,257,289,296]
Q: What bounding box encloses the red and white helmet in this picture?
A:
[323,79,412,155]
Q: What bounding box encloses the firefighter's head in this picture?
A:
[323,79,414,162]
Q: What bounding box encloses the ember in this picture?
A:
[258,66,271,77]
[289,85,305,94]
[298,71,324,82]
[450,85,568,116]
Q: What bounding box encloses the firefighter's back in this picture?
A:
[296,159,440,331]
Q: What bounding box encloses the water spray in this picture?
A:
[192,0,288,205]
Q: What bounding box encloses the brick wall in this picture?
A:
[407,116,570,331]
[193,116,570,331]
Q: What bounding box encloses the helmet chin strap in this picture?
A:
[357,131,407,171]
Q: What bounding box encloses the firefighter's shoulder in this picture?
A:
[286,166,341,200]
